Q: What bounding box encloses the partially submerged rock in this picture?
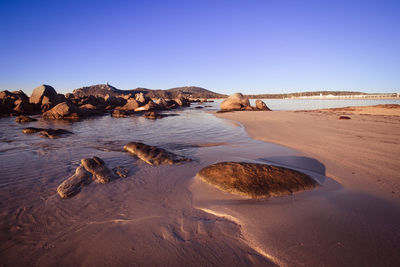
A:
[16,115,37,123]
[57,156,128,198]
[220,93,250,111]
[22,127,73,138]
[339,116,351,120]
[124,142,191,165]
[81,156,116,184]
[197,162,317,198]
[57,166,92,198]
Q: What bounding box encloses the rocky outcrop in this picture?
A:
[57,156,128,198]
[1,90,34,116]
[124,142,191,165]
[42,102,81,120]
[220,93,250,111]
[255,100,271,111]
[22,127,73,138]
[197,162,317,198]
[29,84,60,111]
[111,109,130,118]
[134,100,158,112]
[118,99,140,111]
[15,115,37,123]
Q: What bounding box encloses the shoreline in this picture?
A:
[216,105,400,202]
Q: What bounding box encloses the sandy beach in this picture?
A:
[217,105,400,201]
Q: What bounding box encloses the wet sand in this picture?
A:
[210,105,400,266]
[217,105,400,200]
[1,104,400,266]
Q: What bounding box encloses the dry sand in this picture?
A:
[217,104,400,201]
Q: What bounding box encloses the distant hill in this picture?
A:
[245,91,369,99]
[72,84,226,99]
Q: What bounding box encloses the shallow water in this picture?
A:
[0,102,399,266]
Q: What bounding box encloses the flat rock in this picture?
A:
[22,127,72,138]
[197,162,317,198]
[124,142,191,165]
[81,156,116,183]
[16,115,37,123]
[57,166,92,198]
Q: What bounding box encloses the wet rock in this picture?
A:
[339,116,351,120]
[57,166,92,198]
[105,95,127,107]
[15,115,37,123]
[255,100,271,111]
[154,98,170,109]
[39,128,73,139]
[111,109,130,118]
[81,156,116,183]
[197,162,317,198]
[220,93,250,111]
[22,127,73,138]
[112,166,129,178]
[143,111,166,120]
[1,90,34,116]
[124,142,191,166]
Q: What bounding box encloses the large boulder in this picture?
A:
[255,100,271,111]
[174,95,190,107]
[42,102,81,120]
[118,99,141,111]
[197,162,317,198]
[220,93,250,111]
[135,92,150,104]
[29,84,60,111]
[134,100,158,112]
[124,142,191,165]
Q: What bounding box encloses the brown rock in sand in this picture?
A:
[255,100,271,111]
[57,166,92,198]
[124,142,191,166]
[197,162,317,198]
[81,156,116,184]
[220,93,250,111]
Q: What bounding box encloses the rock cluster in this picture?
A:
[124,142,191,166]
[197,162,317,198]
[57,156,127,198]
[1,83,195,121]
[219,93,271,112]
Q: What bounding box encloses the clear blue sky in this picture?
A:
[1,0,399,95]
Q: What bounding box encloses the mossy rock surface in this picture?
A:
[197,162,317,198]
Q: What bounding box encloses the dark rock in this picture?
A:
[197,162,317,198]
[15,115,37,123]
[112,166,129,178]
[339,116,351,120]
[255,100,271,111]
[22,127,72,138]
[111,109,130,118]
[57,166,92,198]
[42,102,81,120]
[143,111,166,120]
[220,93,250,111]
[195,106,204,109]
[81,156,116,184]
[124,142,191,166]
[174,95,190,107]
[105,95,127,107]
[135,92,150,104]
